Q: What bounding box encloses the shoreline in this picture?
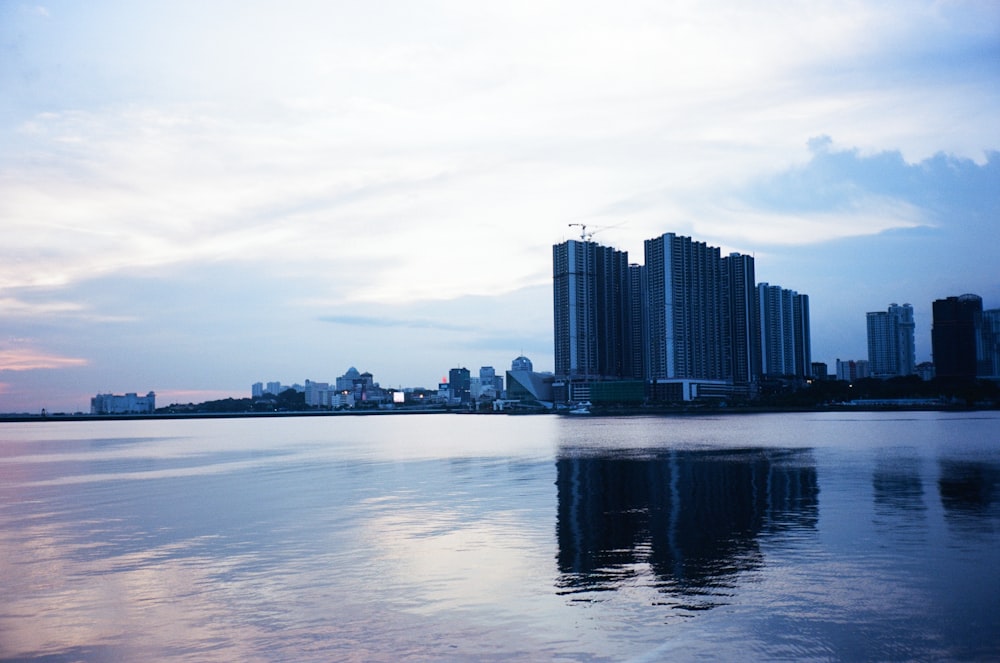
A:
[1,403,996,423]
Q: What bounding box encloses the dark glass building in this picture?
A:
[448,367,471,404]
[932,294,982,380]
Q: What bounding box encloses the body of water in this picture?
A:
[1,411,998,661]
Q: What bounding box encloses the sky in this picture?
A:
[1,0,998,412]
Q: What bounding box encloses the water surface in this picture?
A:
[1,412,998,661]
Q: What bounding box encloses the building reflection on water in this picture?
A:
[556,448,818,607]
[938,459,1000,533]
[873,454,926,515]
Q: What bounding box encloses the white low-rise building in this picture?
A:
[91,391,156,415]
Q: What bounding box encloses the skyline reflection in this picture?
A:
[938,459,1000,541]
[555,447,818,608]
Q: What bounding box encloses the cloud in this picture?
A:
[0,296,136,323]
[685,142,999,251]
[745,140,999,216]
[318,315,475,333]
[0,348,88,371]
[3,1,996,297]
[0,296,86,317]
[732,145,1000,368]
[691,198,929,248]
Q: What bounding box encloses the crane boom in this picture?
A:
[567,221,627,242]
[568,223,591,241]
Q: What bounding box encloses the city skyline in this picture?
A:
[552,230,811,404]
[2,1,998,412]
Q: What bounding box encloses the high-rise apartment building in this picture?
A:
[793,293,812,378]
[552,230,810,399]
[553,239,632,380]
[866,303,916,378]
[978,309,1000,379]
[721,253,759,384]
[644,233,726,380]
[932,294,982,379]
[627,263,649,381]
[757,284,811,378]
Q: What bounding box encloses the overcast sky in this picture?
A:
[2,0,998,412]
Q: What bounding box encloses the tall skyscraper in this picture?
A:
[552,230,809,400]
[793,293,812,378]
[866,303,915,378]
[721,253,759,384]
[932,294,982,379]
[644,233,725,380]
[978,309,1000,379]
[758,284,787,376]
[553,239,631,379]
[627,263,649,381]
[757,284,810,378]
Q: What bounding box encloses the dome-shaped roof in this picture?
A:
[511,355,533,371]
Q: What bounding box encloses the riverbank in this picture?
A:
[3,401,996,423]
[0,408,452,423]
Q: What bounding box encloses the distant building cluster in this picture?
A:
[252,364,517,409]
[837,293,999,383]
[552,231,811,403]
[91,391,156,415]
[835,358,871,382]
[436,366,506,405]
[252,368,388,408]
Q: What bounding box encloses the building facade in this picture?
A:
[836,359,870,382]
[627,263,649,381]
[722,253,760,384]
[866,303,916,378]
[552,231,810,402]
[552,239,633,380]
[977,308,1000,380]
[506,355,554,403]
[932,294,982,380]
[757,284,810,378]
[644,233,726,381]
[448,367,471,404]
[793,293,812,378]
[474,366,503,400]
[91,391,156,415]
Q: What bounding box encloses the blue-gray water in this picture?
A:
[1,411,998,661]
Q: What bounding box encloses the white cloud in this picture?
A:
[0,347,88,371]
[692,198,930,248]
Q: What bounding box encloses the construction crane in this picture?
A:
[567,221,627,242]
